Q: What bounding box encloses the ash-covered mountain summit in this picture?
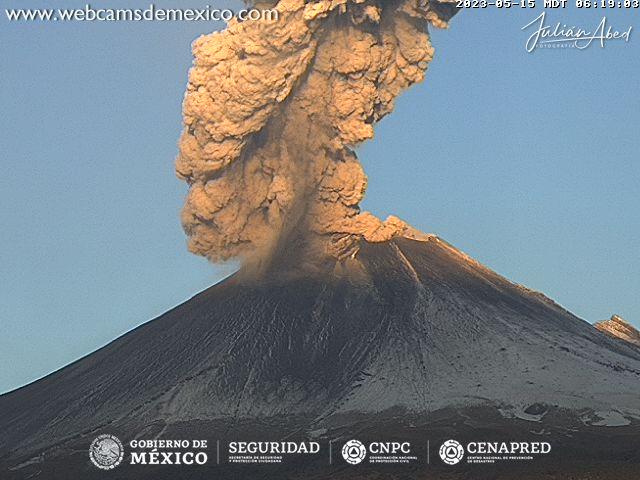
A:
[1,234,640,479]
[595,315,640,347]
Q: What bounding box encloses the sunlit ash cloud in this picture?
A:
[176,0,457,272]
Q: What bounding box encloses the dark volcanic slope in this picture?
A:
[2,236,640,473]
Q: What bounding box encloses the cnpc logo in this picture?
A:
[341,439,411,465]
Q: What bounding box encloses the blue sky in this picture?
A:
[1,2,638,394]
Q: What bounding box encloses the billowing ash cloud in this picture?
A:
[176,0,457,266]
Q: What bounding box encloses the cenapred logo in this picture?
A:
[89,434,124,470]
[341,439,367,465]
[439,439,464,465]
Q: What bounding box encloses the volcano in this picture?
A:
[2,234,640,479]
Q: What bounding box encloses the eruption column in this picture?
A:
[176,0,457,268]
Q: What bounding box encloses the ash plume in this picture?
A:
[176,0,457,267]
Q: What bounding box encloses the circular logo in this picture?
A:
[89,434,124,470]
[341,439,367,465]
[439,439,464,465]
